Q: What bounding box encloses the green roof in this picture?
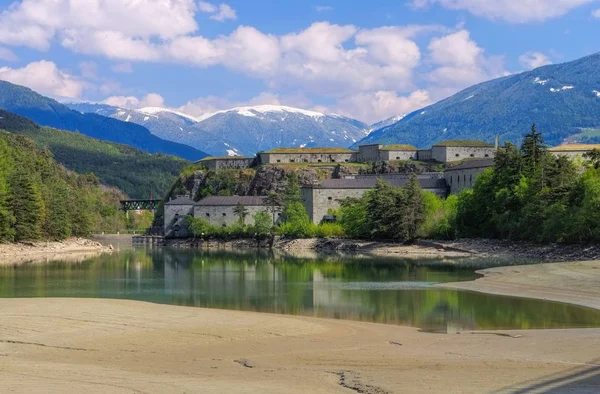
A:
[381,144,418,151]
[199,156,251,161]
[265,147,356,154]
[433,140,494,148]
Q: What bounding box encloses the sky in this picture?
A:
[0,0,599,124]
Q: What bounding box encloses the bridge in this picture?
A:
[120,199,163,211]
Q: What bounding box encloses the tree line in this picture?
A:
[0,131,148,242]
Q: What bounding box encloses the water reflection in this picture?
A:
[1,247,599,332]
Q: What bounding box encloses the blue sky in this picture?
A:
[0,0,599,123]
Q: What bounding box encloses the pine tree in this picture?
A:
[521,124,547,176]
[264,192,281,225]
[8,169,44,241]
[400,174,426,241]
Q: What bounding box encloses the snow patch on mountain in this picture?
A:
[208,105,326,120]
[594,90,600,97]
[550,86,574,92]
[137,107,201,123]
[534,77,549,85]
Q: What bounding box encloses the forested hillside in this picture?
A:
[0,80,208,161]
[0,131,129,241]
[0,110,189,198]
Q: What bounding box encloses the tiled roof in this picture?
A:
[549,144,600,152]
[433,140,494,148]
[264,147,357,154]
[165,196,195,205]
[315,178,446,190]
[195,196,266,206]
[444,159,495,172]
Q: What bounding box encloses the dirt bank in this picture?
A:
[440,260,600,310]
[0,238,112,265]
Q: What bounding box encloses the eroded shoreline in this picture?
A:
[0,238,112,265]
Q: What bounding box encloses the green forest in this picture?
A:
[0,110,189,198]
[0,131,151,242]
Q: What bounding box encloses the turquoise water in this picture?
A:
[1,247,599,332]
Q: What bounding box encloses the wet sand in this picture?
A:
[1,260,600,393]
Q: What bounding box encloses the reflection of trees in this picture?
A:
[1,249,600,331]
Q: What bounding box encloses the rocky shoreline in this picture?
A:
[0,238,113,265]
[165,236,600,262]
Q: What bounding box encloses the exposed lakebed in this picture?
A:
[1,248,599,332]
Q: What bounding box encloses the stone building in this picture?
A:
[357,144,418,162]
[301,178,448,224]
[431,140,496,163]
[194,196,275,227]
[197,156,254,170]
[548,144,600,159]
[163,195,195,238]
[444,159,494,194]
[259,148,358,164]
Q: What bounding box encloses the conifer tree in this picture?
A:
[400,174,426,241]
[8,169,44,241]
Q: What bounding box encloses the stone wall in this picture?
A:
[200,158,254,170]
[417,149,432,161]
[380,150,418,161]
[302,188,366,224]
[357,145,382,162]
[260,152,357,164]
[164,204,194,238]
[194,205,274,227]
[445,167,488,194]
[432,146,495,162]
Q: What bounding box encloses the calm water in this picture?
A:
[1,247,600,332]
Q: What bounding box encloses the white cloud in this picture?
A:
[198,2,237,22]
[0,60,85,97]
[315,6,333,12]
[519,51,553,69]
[111,63,133,73]
[103,93,165,109]
[333,90,433,124]
[411,0,593,23]
[426,30,506,98]
[0,0,199,50]
[593,9,600,18]
[0,46,18,61]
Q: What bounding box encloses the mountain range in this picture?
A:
[0,81,208,161]
[358,52,600,148]
[65,103,370,157]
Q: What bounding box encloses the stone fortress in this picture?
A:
[163,140,598,236]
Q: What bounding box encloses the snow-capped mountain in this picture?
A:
[357,52,600,149]
[66,103,370,156]
[368,115,406,133]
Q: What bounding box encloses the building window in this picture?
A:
[303,159,308,163]
[470,174,473,183]
[277,160,281,163]
[318,159,322,163]
[328,197,333,201]
[222,224,227,227]
[485,154,490,157]
[222,213,226,217]
[290,159,295,163]
[464,175,466,183]
[331,159,336,163]
[396,157,400,160]
[470,154,475,158]
[205,213,210,218]
[345,159,349,162]
[455,154,460,157]
[450,176,453,184]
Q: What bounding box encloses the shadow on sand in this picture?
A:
[490,359,600,393]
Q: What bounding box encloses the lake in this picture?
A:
[1,247,599,332]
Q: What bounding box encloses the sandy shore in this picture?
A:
[0,238,112,265]
[441,260,600,310]
[1,260,600,393]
